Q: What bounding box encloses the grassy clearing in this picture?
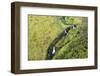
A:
[28,15,88,60]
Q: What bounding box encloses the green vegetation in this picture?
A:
[28,15,88,60]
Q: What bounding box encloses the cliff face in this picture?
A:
[52,17,88,59]
[28,15,88,60]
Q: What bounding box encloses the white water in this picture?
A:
[52,46,56,54]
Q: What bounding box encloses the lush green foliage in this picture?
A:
[28,15,88,60]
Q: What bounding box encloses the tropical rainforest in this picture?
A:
[28,15,88,60]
